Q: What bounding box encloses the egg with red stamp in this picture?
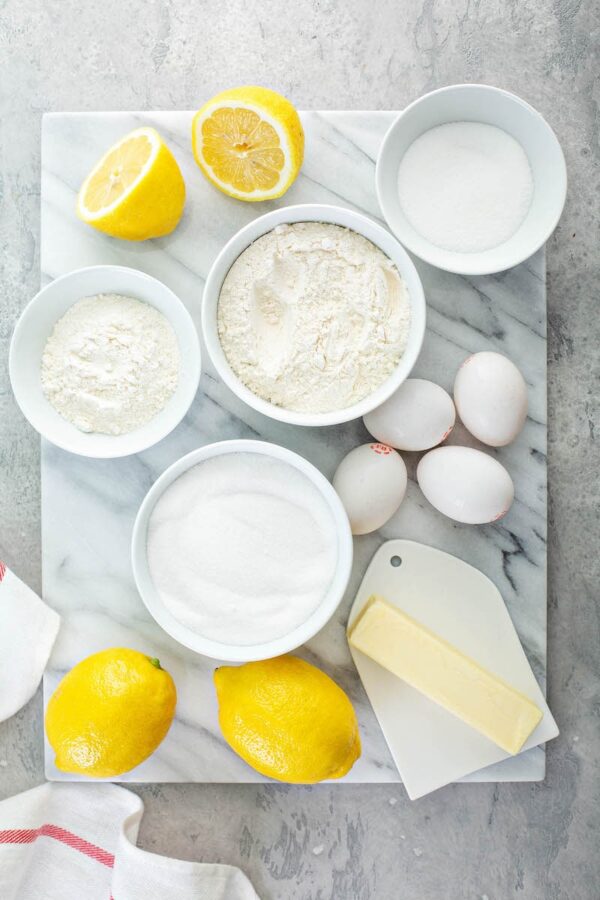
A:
[333,443,407,535]
[364,378,456,451]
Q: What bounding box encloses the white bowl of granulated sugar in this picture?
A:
[9,265,201,458]
[202,204,426,427]
[132,439,353,662]
[376,84,567,276]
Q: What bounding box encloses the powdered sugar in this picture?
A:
[41,294,179,435]
[397,122,533,253]
[217,223,411,413]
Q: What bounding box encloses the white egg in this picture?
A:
[454,352,528,447]
[363,379,456,451]
[417,446,514,525]
[333,443,407,535]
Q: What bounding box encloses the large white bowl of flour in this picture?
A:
[132,439,353,662]
[202,204,426,427]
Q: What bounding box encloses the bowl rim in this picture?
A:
[375,82,568,276]
[9,264,202,458]
[131,438,354,662]
[201,202,426,426]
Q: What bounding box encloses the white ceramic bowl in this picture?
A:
[9,265,201,458]
[376,84,567,275]
[131,439,353,662]
[202,203,426,426]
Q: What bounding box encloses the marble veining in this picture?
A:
[41,111,547,784]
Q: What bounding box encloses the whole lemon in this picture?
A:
[214,655,361,783]
[46,648,177,778]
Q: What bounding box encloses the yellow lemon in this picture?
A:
[77,127,185,240]
[192,86,304,201]
[45,648,177,778]
[214,655,361,783]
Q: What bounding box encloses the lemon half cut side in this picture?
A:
[192,86,304,202]
[77,126,186,240]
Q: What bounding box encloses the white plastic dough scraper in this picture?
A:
[348,540,558,800]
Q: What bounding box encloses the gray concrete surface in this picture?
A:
[0,1,598,897]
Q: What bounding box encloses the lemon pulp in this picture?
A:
[77,127,185,240]
[192,86,304,201]
[83,133,155,212]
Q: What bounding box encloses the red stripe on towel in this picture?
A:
[0,562,6,582]
[0,823,114,867]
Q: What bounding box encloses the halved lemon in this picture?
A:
[77,127,186,241]
[192,86,304,202]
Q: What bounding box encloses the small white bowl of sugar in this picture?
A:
[376,84,567,275]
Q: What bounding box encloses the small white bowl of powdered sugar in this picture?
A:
[132,439,353,661]
[376,84,567,275]
[202,204,426,427]
[10,265,201,457]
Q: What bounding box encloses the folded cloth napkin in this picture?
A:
[0,562,60,722]
[0,783,260,899]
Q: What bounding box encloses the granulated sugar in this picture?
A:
[147,452,338,646]
[397,122,533,253]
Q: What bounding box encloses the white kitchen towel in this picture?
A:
[0,783,260,899]
[0,562,60,722]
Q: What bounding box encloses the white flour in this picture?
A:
[217,223,411,413]
[397,122,533,253]
[41,293,179,435]
[146,452,338,646]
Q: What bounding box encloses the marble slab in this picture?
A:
[41,111,547,784]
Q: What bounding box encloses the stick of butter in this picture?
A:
[348,596,542,755]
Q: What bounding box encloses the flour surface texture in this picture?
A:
[217,223,411,413]
[41,294,180,434]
